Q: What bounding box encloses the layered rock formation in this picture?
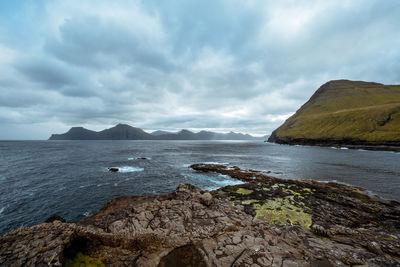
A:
[268,80,400,151]
[1,165,399,266]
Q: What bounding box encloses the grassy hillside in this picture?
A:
[269,80,400,146]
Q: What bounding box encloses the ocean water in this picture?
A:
[0,140,399,235]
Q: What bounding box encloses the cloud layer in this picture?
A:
[1,0,399,139]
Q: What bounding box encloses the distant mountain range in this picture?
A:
[49,124,267,140]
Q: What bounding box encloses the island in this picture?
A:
[49,124,265,141]
[268,80,400,151]
[1,164,399,266]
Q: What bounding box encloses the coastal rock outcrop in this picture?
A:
[1,165,399,266]
[268,80,400,151]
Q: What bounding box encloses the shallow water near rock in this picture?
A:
[0,140,399,235]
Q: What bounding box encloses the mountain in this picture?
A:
[49,124,154,140]
[49,127,98,140]
[49,124,265,140]
[268,80,400,149]
[97,124,153,140]
[151,130,175,136]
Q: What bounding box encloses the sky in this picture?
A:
[0,0,399,139]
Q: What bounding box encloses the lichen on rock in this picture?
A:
[1,164,400,266]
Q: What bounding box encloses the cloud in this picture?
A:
[0,0,399,139]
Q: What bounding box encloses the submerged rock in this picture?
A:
[1,165,399,266]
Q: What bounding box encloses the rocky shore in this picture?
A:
[267,133,400,152]
[1,165,400,266]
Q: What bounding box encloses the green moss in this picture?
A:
[253,197,312,228]
[64,252,105,267]
[236,188,252,195]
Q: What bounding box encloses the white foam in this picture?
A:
[185,172,243,188]
[128,157,134,160]
[340,147,349,150]
[204,185,220,191]
[202,162,229,165]
[114,166,144,173]
[83,211,91,217]
[0,207,4,215]
[97,182,110,187]
[79,184,91,188]
[209,178,244,187]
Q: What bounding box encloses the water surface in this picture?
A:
[0,140,399,235]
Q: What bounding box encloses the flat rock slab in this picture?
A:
[1,165,400,266]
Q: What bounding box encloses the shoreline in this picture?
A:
[267,136,400,152]
[1,164,399,266]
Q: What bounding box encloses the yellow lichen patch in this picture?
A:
[236,188,252,195]
[281,187,304,199]
[64,252,105,267]
[302,187,314,193]
[252,197,312,228]
[241,199,258,205]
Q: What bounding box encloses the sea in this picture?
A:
[0,140,399,235]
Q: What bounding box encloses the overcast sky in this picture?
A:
[0,0,399,139]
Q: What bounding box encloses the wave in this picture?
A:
[0,207,4,215]
[118,166,144,173]
[83,211,91,217]
[107,166,144,173]
[184,172,243,189]
[208,177,244,187]
[201,161,229,165]
[97,182,110,187]
[128,157,152,160]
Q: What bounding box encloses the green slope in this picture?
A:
[268,80,400,147]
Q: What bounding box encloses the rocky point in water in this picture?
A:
[0,164,399,266]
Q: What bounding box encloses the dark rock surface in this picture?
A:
[1,165,399,266]
[44,215,66,223]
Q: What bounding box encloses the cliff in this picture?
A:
[1,164,399,266]
[268,80,400,150]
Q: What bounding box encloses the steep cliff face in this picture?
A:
[268,80,400,148]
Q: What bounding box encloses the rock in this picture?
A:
[311,224,329,237]
[199,192,213,206]
[1,165,399,266]
[108,167,119,172]
[44,214,66,223]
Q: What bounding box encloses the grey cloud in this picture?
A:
[0,0,399,139]
[45,16,174,72]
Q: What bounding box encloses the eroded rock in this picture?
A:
[1,165,399,266]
